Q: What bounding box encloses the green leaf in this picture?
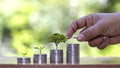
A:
[34,47,39,49]
[22,52,27,56]
[48,33,67,47]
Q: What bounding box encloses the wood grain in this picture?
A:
[0,64,120,68]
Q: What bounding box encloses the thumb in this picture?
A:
[77,22,103,41]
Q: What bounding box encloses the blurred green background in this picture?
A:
[0,0,120,57]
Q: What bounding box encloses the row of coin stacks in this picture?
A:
[17,44,79,64]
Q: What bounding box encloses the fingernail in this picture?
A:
[67,37,71,39]
[77,34,85,41]
[103,36,109,40]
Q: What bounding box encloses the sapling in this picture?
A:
[21,52,27,57]
[17,52,31,64]
[33,45,47,64]
[48,33,67,50]
[21,49,28,57]
[34,45,45,54]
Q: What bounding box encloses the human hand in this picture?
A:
[66,13,120,49]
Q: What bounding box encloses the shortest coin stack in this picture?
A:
[17,57,31,64]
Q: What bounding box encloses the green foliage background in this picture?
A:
[0,0,120,57]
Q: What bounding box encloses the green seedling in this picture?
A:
[34,45,45,54]
[48,33,67,50]
[21,52,27,57]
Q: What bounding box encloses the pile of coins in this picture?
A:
[17,44,79,64]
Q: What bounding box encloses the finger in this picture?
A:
[77,20,104,41]
[109,36,120,45]
[97,36,120,50]
[66,14,96,38]
[97,37,110,50]
[66,17,86,38]
[88,36,104,47]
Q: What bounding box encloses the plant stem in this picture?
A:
[39,50,41,54]
[55,42,58,50]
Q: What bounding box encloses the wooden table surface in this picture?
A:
[1,57,120,68]
[0,64,120,68]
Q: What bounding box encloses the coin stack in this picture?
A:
[66,44,79,64]
[50,50,63,64]
[17,57,31,64]
[33,54,47,64]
